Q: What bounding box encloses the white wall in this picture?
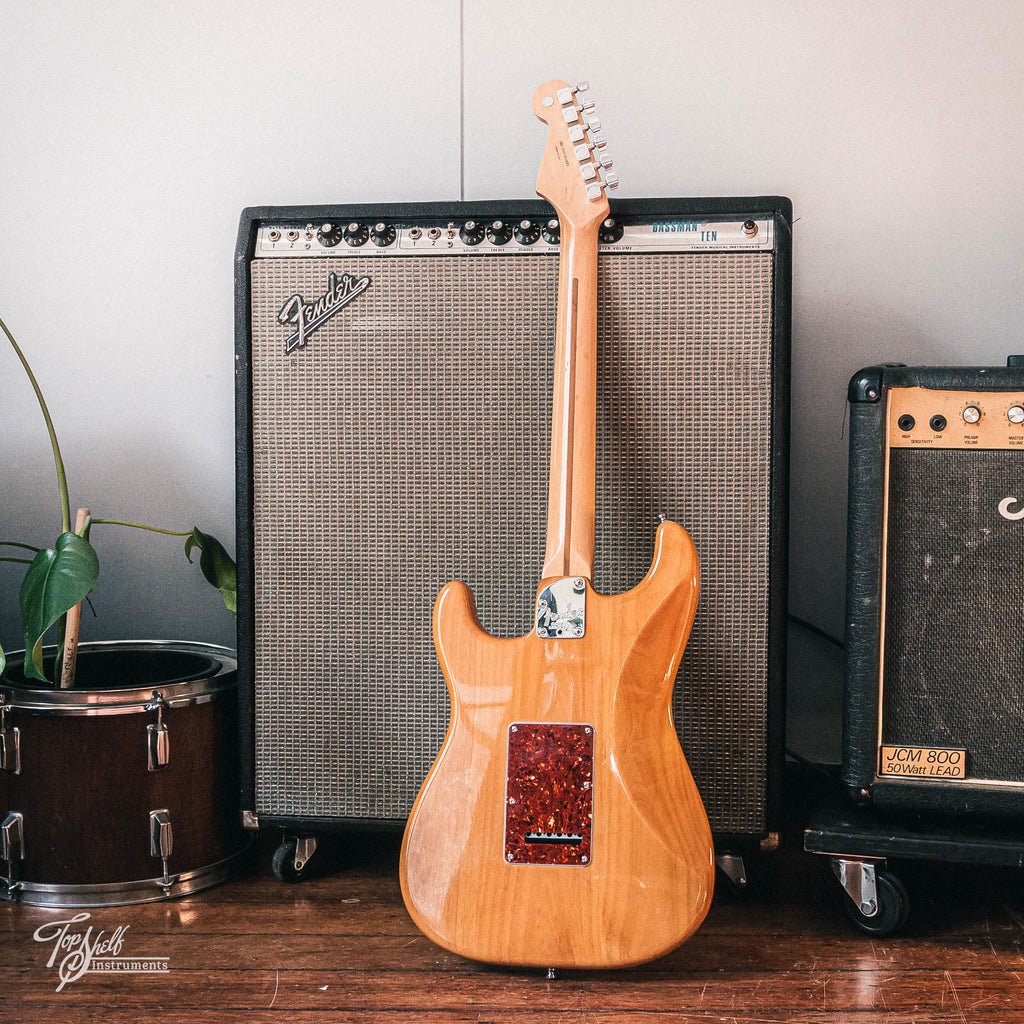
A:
[2,1,1022,764]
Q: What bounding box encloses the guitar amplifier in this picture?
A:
[844,362,1024,816]
[235,197,791,848]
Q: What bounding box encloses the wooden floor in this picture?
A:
[5,767,1024,1023]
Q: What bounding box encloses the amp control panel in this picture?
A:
[254,215,775,257]
[887,386,1024,449]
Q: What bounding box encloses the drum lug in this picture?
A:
[149,808,179,892]
[0,702,20,775]
[147,722,169,771]
[1,812,25,890]
[146,692,170,771]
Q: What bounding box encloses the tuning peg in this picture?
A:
[579,162,598,182]
[600,168,620,190]
[598,151,613,168]
[567,123,586,143]
[556,86,575,106]
[589,130,608,149]
[585,114,602,133]
[576,80,590,92]
[585,183,603,200]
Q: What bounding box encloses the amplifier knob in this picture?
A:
[1009,406,1024,424]
[542,219,560,244]
[317,223,343,247]
[459,220,485,246]
[962,406,981,424]
[370,222,396,247]
[599,217,624,244]
[514,219,541,245]
[486,219,513,245]
[344,222,369,247]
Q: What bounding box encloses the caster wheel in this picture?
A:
[272,835,316,883]
[843,868,910,936]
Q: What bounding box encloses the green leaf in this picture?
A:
[186,528,237,615]
[19,532,100,682]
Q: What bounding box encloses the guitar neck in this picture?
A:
[532,78,616,583]
[541,217,601,581]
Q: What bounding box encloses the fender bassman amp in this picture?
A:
[844,362,1024,816]
[235,199,791,873]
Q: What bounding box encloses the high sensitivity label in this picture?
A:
[879,745,967,779]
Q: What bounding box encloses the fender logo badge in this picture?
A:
[277,271,371,354]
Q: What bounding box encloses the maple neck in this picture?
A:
[541,216,602,581]
[531,78,614,583]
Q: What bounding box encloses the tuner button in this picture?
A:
[962,406,981,424]
[486,219,513,245]
[344,222,369,247]
[542,219,560,244]
[369,222,396,247]
[459,220,485,246]
[514,219,541,245]
[317,223,343,247]
[1009,406,1024,424]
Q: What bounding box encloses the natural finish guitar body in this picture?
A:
[400,79,715,969]
[400,522,713,969]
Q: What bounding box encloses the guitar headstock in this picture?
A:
[532,79,617,229]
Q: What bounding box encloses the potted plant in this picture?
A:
[0,315,246,907]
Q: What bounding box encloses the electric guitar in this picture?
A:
[399,79,715,970]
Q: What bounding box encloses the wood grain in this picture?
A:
[531,78,608,582]
[6,769,1024,1020]
[400,522,712,968]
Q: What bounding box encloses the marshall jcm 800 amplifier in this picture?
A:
[234,198,791,875]
[844,362,1024,817]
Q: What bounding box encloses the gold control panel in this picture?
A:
[887,386,1024,450]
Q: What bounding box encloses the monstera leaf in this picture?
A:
[20,532,100,682]
[185,528,237,614]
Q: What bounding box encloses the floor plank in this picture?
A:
[4,767,1024,1021]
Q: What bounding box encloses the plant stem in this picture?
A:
[1,316,71,533]
[89,519,192,537]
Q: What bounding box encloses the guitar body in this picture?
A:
[399,521,714,969]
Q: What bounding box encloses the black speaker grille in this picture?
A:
[250,248,777,833]
[883,448,1024,782]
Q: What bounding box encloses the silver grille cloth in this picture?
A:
[250,250,774,833]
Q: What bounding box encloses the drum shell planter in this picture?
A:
[0,640,249,907]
